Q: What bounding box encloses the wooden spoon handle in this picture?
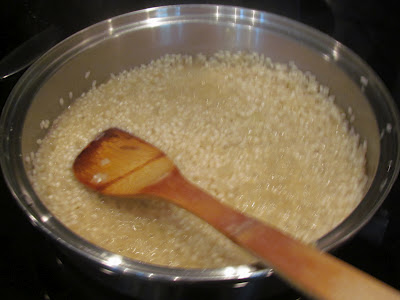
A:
[143,169,400,300]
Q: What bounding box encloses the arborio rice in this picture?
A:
[30,51,367,268]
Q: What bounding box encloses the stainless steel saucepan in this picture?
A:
[1,5,399,299]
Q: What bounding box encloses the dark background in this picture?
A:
[1,1,399,299]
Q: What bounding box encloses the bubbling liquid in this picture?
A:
[30,52,367,268]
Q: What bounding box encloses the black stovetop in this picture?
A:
[1,1,399,299]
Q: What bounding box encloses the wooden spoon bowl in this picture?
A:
[73,128,400,300]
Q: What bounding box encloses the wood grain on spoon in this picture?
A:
[73,128,400,300]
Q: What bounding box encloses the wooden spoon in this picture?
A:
[73,128,400,300]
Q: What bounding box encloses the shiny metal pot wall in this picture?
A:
[1,5,399,299]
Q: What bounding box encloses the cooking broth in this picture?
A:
[30,51,367,268]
